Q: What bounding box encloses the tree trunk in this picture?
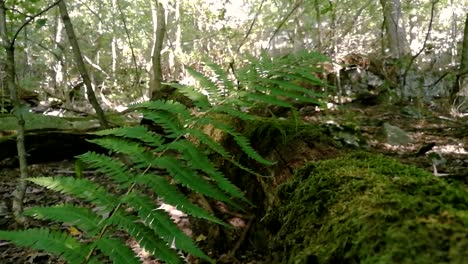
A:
[380,0,410,59]
[451,13,468,104]
[58,0,109,128]
[173,0,183,79]
[314,0,322,51]
[0,0,28,225]
[150,0,166,99]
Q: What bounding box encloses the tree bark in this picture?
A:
[58,0,109,128]
[451,13,468,104]
[380,0,410,59]
[150,0,166,99]
[314,0,322,51]
[0,0,28,224]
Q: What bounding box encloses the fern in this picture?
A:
[24,205,102,236]
[107,211,183,264]
[186,66,223,102]
[0,229,89,264]
[95,237,141,264]
[121,192,210,261]
[136,174,227,225]
[0,51,329,263]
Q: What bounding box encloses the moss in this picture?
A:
[270,152,468,264]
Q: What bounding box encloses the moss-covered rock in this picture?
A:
[268,152,468,264]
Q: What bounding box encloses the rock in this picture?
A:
[382,122,411,145]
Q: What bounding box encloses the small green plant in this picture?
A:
[0,50,329,263]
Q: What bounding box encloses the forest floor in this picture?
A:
[1,100,468,263]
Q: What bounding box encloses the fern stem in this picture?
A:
[84,176,142,262]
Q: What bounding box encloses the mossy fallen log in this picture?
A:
[268,152,468,264]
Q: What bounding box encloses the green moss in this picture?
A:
[270,152,468,264]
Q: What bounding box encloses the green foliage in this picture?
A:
[0,51,329,263]
[270,152,468,264]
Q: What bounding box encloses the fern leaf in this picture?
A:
[24,205,102,236]
[186,66,221,102]
[94,126,164,148]
[87,138,154,167]
[122,192,213,263]
[27,177,119,212]
[244,92,293,108]
[185,128,231,158]
[109,211,183,264]
[137,174,227,225]
[206,119,274,165]
[185,127,264,178]
[262,78,324,97]
[204,60,235,93]
[166,140,247,202]
[286,68,326,84]
[268,86,321,105]
[139,109,184,138]
[0,228,88,264]
[166,82,211,110]
[213,105,258,121]
[95,236,141,264]
[77,152,134,188]
[131,100,192,120]
[152,156,234,204]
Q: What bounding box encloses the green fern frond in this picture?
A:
[27,177,119,212]
[0,228,88,264]
[286,68,326,84]
[166,82,211,110]
[24,205,102,236]
[206,119,274,165]
[139,109,184,138]
[95,236,141,264]
[122,192,213,263]
[185,127,266,177]
[131,100,191,120]
[268,87,320,105]
[243,92,294,108]
[166,140,247,202]
[77,152,134,188]
[152,156,235,205]
[186,66,222,102]
[108,211,183,264]
[137,174,227,225]
[185,128,231,158]
[87,138,154,167]
[213,105,258,121]
[94,126,164,148]
[204,60,235,92]
[263,78,323,97]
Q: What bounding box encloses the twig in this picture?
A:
[402,0,439,86]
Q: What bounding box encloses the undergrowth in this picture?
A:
[0,50,329,263]
[270,151,468,264]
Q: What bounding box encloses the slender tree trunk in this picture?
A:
[0,0,28,225]
[450,0,457,66]
[380,0,410,59]
[451,13,468,104]
[173,0,183,79]
[314,0,322,51]
[115,0,139,88]
[58,0,108,128]
[150,0,166,99]
[52,9,67,102]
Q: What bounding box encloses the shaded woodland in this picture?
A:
[1,0,468,263]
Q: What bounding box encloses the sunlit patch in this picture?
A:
[433,144,468,155]
[381,143,416,152]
